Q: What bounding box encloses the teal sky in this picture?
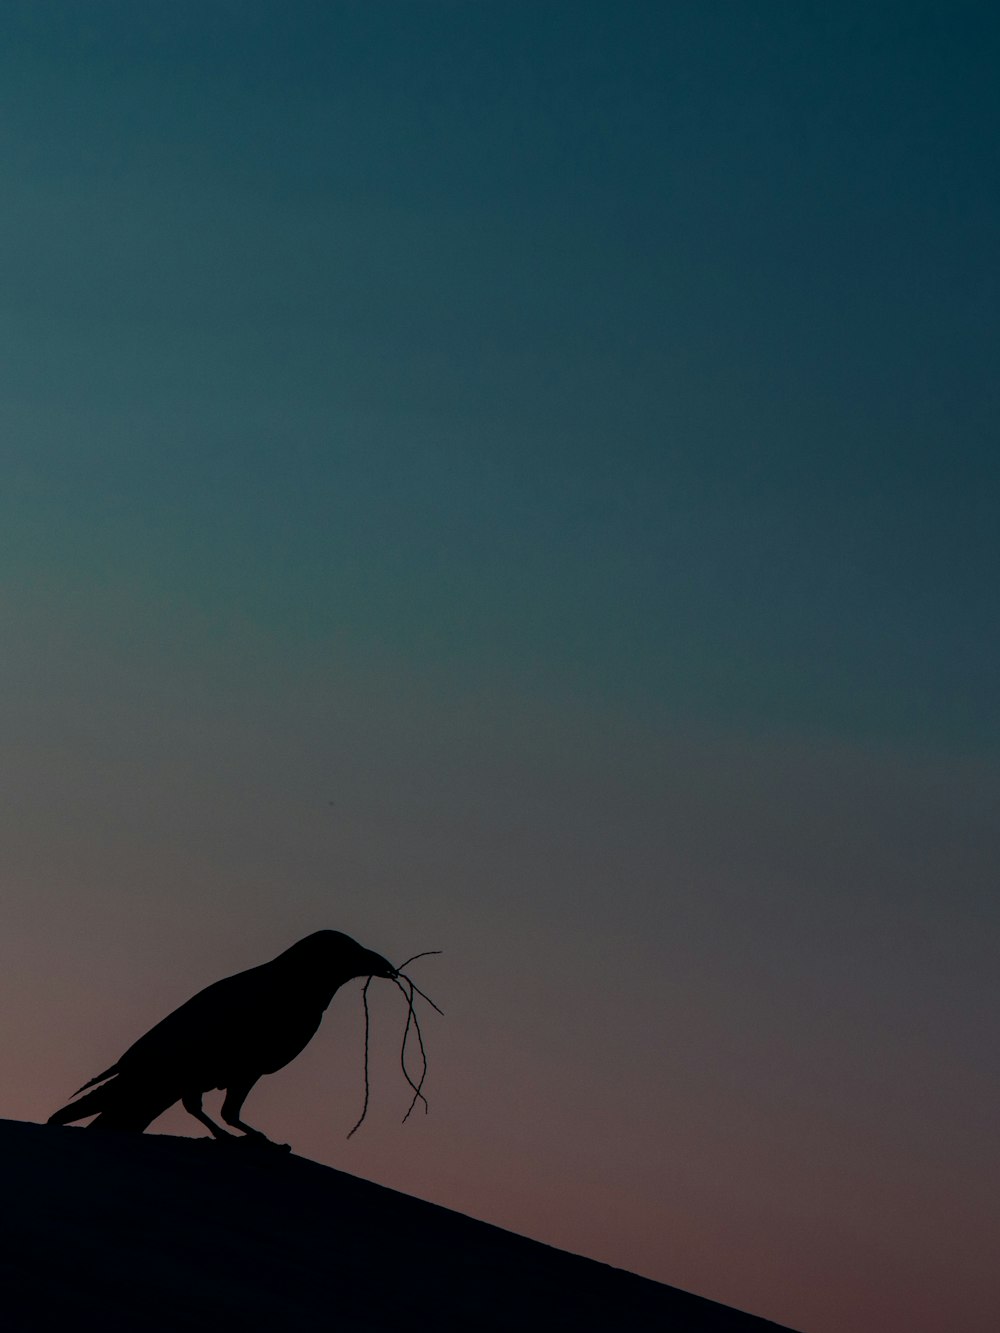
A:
[2,7,998,1333]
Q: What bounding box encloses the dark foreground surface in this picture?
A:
[0,1119,798,1332]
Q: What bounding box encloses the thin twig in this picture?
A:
[395,949,442,971]
[346,976,372,1138]
[397,972,444,1015]
[347,954,440,1137]
[391,976,429,1118]
[400,980,430,1123]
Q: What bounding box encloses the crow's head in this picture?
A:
[278,930,441,1138]
[281,930,398,981]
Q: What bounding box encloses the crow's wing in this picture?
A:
[114,962,283,1087]
[112,958,330,1090]
[49,964,288,1128]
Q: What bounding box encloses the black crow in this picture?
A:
[48,930,397,1144]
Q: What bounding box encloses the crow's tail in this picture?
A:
[48,1082,115,1125]
[48,1077,177,1132]
[73,1064,119,1095]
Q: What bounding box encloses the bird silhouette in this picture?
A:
[48,931,397,1146]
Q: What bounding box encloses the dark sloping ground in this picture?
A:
[0,1120,797,1332]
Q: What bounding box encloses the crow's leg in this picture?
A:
[220,1079,272,1142]
[181,1090,232,1140]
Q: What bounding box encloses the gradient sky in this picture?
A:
[2,5,998,1331]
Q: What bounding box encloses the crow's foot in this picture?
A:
[216,1133,291,1154]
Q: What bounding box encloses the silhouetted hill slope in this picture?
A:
[0,1120,797,1332]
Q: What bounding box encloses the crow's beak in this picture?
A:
[367,952,397,980]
